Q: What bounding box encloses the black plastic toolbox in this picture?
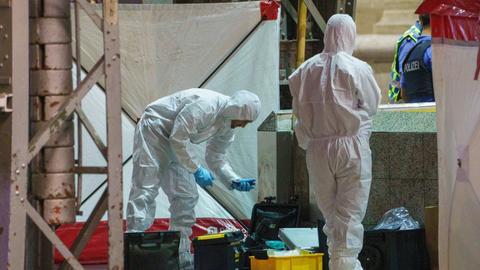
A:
[249,199,300,241]
[359,228,430,270]
[124,231,180,270]
[193,230,245,270]
[317,220,430,270]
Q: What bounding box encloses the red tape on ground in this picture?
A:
[54,218,250,265]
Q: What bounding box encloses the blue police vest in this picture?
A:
[402,40,434,102]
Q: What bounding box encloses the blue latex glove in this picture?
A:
[194,166,214,188]
[231,178,256,191]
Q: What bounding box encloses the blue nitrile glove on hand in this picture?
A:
[231,178,256,191]
[194,166,214,188]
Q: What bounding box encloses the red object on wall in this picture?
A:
[416,0,480,79]
[260,0,280,20]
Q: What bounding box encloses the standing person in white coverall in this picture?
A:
[126,89,261,269]
[289,14,381,270]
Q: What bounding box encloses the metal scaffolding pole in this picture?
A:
[1,0,123,269]
[103,1,124,268]
[0,1,29,269]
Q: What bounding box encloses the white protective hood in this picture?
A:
[323,14,356,55]
[222,90,261,121]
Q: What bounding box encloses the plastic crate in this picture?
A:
[250,253,323,270]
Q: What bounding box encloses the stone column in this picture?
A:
[374,0,422,34]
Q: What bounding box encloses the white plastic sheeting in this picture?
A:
[74,3,279,222]
[433,42,480,270]
[75,2,261,120]
[415,1,480,267]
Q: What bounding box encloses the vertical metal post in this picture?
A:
[75,0,84,214]
[296,0,307,67]
[103,1,124,269]
[0,0,29,269]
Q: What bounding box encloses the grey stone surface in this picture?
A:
[390,179,425,223]
[373,111,437,133]
[424,180,439,207]
[389,133,424,179]
[364,179,391,226]
[371,132,390,179]
[423,133,438,180]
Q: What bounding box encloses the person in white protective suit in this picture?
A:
[126,89,261,269]
[289,14,381,270]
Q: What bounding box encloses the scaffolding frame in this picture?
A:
[0,0,123,269]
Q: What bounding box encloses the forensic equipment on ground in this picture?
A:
[241,198,300,270]
[358,229,430,270]
[249,250,323,270]
[289,14,381,270]
[248,200,300,243]
[193,230,245,270]
[278,228,319,250]
[125,231,180,270]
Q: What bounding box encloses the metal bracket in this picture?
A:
[304,0,327,33]
[0,92,12,112]
[281,0,298,24]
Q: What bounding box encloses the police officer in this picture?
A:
[400,15,434,103]
[388,14,430,103]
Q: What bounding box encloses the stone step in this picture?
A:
[374,9,418,34]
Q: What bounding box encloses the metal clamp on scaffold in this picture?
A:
[0,92,12,112]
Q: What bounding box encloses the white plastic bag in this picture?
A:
[373,207,420,230]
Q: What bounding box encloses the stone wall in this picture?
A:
[366,132,438,227]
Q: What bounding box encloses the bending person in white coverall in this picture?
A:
[289,14,381,270]
[126,89,261,269]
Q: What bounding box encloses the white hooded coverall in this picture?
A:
[289,14,381,270]
[126,89,260,269]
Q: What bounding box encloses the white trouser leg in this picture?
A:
[126,165,162,231]
[307,137,372,270]
[160,162,199,270]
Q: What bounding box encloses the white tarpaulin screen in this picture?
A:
[417,1,480,269]
[59,2,279,263]
[75,2,261,119]
[74,3,279,221]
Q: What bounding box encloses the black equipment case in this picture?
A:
[317,220,430,270]
[241,197,301,269]
[359,228,430,270]
[248,197,300,242]
[124,231,180,270]
[193,230,244,270]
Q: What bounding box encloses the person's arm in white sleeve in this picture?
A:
[205,130,241,187]
[288,67,309,150]
[169,103,214,173]
[355,65,382,117]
